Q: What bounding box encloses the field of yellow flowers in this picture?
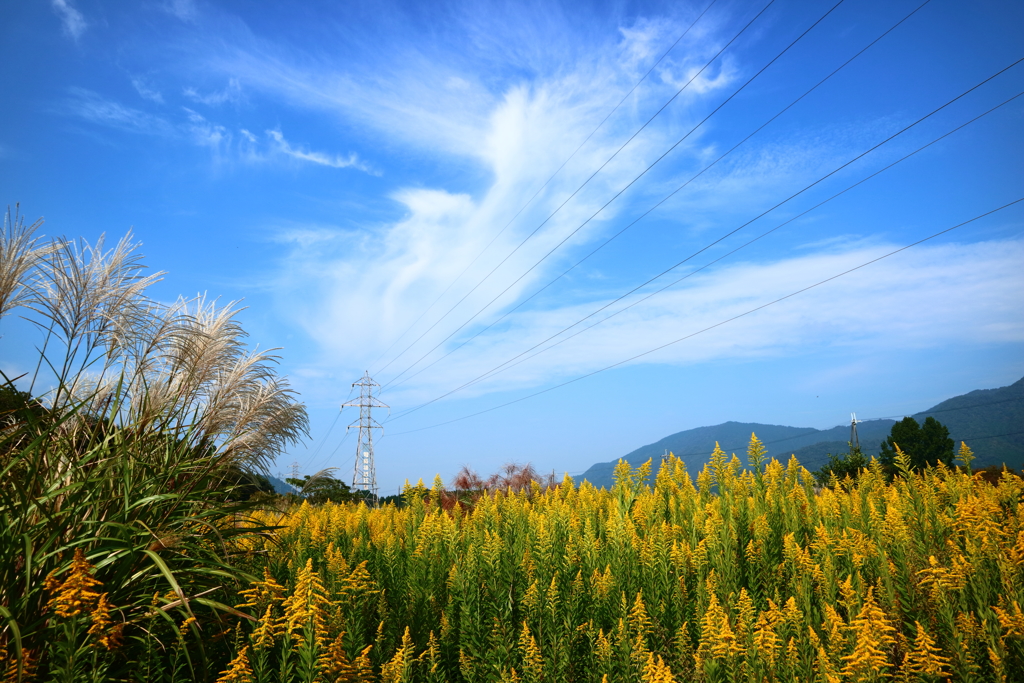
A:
[215,438,1024,683]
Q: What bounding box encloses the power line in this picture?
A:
[387,78,1023,422]
[366,0,721,373]
[382,0,847,388]
[435,92,1024,401]
[386,197,1024,436]
[301,384,361,478]
[869,396,1024,421]
[375,0,786,382]
[384,0,940,399]
[308,422,353,479]
[299,410,340,473]
[297,381,357,473]
[955,431,1024,443]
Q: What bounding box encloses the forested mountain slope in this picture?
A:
[579,377,1023,487]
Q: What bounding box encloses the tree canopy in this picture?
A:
[814,445,869,484]
[879,416,954,471]
[286,473,357,504]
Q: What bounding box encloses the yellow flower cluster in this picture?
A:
[229,437,1023,682]
[43,548,124,652]
[45,548,103,619]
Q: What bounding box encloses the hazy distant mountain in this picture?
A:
[578,377,1024,488]
[267,474,295,495]
[906,376,1024,467]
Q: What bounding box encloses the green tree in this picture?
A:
[0,380,47,423]
[879,416,954,472]
[814,444,869,485]
[226,467,277,500]
[286,473,356,504]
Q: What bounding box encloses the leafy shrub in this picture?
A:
[0,207,308,680]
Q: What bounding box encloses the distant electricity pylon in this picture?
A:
[850,413,861,451]
[344,372,388,503]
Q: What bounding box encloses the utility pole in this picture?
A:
[850,413,861,451]
[344,372,388,505]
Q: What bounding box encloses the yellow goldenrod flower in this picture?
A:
[988,646,1006,682]
[250,605,279,651]
[340,560,379,598]
[628,592,652,640]
[903,621,950,678]
[380,626,415,683]
[641,653,676,683]
[841,588,895,680]
[237,567,286,610]
[518,622,544,682]
[47,548,103,619]
[993,600,1024,638]
[735,588,755,641]
[1,647,35,683]
[215,646,254,683]
[87,593,123,651]
[753,606,781,665]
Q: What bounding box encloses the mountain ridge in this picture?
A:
[578,376,1024,488]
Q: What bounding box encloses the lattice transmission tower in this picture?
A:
[343,372,388,502]
[850,413,862,451]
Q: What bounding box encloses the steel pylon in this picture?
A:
[343,372,388,503]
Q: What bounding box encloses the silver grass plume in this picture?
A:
[0,205,58,322]
[7,216,308,470]
[27,230,163,409]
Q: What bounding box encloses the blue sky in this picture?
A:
[2,0,1022,493]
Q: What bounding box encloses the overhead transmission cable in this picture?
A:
[298,381,357,475]
[309,427,355,479]
[386,62,1023,421]
[387,196,1024,436]
[381,0,844,388]
[374,0,785,380]
[386,88,1024,420]
[952,430,1024,443]
[299,411,340,472]
[384,0,936,395]
[869,397,1024,421]
[366,0,721,372]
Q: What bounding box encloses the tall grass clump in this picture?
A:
[229,442,1024,683]
[0,207,308,680]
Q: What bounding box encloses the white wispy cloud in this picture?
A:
[162,0,198,23]
[61,90,376,173]
[377,236,1024,404]
[183,78,243,106]
[245,29,1015,409]
[92,0,1022,416]
[266,129,375,173]
[62,90,235,157]
[224,7,884,401]
[189,1,733,165]
[64,88,173,135]
[182,108,230,148]
[131,76,165,104]
[51,0,86,41]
